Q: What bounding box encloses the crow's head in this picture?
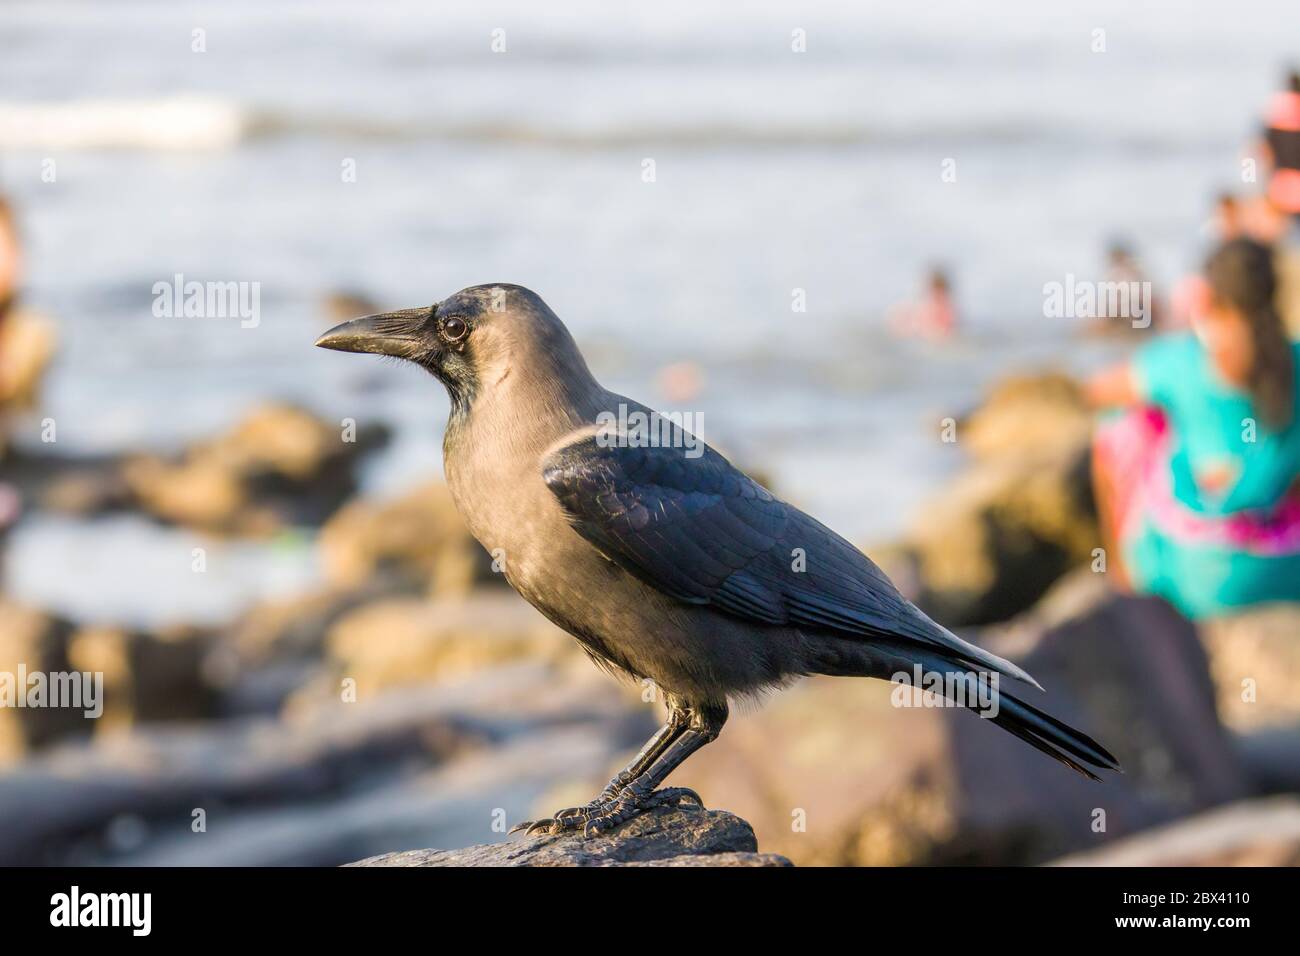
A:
[315,284,593,412]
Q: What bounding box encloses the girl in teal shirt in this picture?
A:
[1089,239,1300,618]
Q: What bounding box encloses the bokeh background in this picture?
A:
[0,0,1297,866]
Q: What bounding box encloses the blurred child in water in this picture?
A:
[889,267,957,340]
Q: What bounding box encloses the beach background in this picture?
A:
[1,0,1298,866]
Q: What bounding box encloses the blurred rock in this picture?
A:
[322,290,379,324]
[350,805,790,867]
[225,580,408,665]
[121,455,248,531]
[213,582,418,718]
[0,308,57,411]
[668,571,1248,866]
[1234,726,1300,795]
[1199,603,1300,732]
[123,626,218,724]
[959,371,1092,464]
[297,592,577,707]
[901,450,1096,626]
[33,403,388,534]
[0,599,83,761]
[0,599,220,762]
[318,480,497,594]
[0,661,649,866]
[37,467,134,515]
[1052,796,1300,866]
[215,403,344,482]
[126,403,388,534]
[890,372,1098,626]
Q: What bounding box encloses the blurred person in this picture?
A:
[0,197,21,553]
[0,196,57,422]
[1166,273,1210,332]
[0,196,20,336]
[0,191,56,558]
[1243,192,1295,244]
[1167,193,1245,331]
[0,195,21,458]
[655,360,704,404]
[889,267,957,340]
[1087,238,1300,618]
[1084,241,1161,334]
[1242,69,1300,331]
[1213,191,1245,241]
[1258,69,1300,222]
[1241,192,1300,337]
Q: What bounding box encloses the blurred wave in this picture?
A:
[0,97,245,151]
[0,95,1231,152]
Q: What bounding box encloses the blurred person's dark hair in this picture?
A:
[1205,238,1293,429]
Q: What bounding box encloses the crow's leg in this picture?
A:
[579,712,722,836]
[510,705,697,836]
[510,702,721,837]
[555,707,692,809]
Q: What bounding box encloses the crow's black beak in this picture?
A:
[314,307,431,358]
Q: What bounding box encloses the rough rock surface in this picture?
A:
[348,805,792,867]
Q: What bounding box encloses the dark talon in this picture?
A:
[508,818,556,836]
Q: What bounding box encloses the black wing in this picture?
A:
[542,432,1038,686]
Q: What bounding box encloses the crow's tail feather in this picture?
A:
[989,687,1120,781]
[854,640,1121,781]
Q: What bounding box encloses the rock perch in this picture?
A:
[347,805,792,867]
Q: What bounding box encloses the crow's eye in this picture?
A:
[441,316,468,341]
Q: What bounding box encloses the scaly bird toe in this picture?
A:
[581,786,707,837]
[508,817,560,836]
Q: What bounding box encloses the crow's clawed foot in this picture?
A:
[509,785,705,838]
[582,785,705,837]
[507,772,631,836]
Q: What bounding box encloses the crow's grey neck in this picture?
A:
[442,351,608,467]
